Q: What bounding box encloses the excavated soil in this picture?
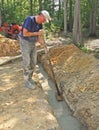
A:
[0,34,99,130]
[39,44,99,130]
[0,35,20,57]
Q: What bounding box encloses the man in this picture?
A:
[19,10,51,89]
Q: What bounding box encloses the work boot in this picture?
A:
[29,78,35,84]
[24,75,36,90]
[25,80,36,89]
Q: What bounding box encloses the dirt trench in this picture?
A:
[0,35,99,130]
[38,44,99,130]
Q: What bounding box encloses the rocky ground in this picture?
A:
[0,34,99,130]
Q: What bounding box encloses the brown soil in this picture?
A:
[0,34,60,130]
[39,44,99,130]
[0,34,99,130]
[0,35,20,57]
[0,58,60,130]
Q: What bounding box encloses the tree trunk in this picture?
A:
[73,0,82,45]
[89,0,97,36]
[0,13,1,26]
[30,0,33,15]
[38,0,42,12]
[63,0,67,35]
[68,0,73,32]
[1,0,5,23]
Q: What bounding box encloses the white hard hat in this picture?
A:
[41,10,51,23]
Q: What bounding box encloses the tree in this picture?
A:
[0,13,1,26]
[73,0,82,45]
[1,0,5,24]
[30,0,33,15]
[1,0,99,36]
[89,0,97,36]
[63,0,67,35]
[68,0,73,32]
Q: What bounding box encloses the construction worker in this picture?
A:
[19,10,52,89]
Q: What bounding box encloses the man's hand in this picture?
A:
[38,30,44,36]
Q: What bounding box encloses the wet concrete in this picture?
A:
[37,63,88,130]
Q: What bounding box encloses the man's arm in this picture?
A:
[23,28,43,37]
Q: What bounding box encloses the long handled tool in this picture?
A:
[43,38,63,101]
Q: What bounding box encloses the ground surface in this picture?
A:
[40,44,99,130]
[0,34,99,130]
[0,58,60,130]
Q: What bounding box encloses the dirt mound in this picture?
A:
[0,34,20,57]
[39,44,99,130]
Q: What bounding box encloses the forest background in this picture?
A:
[0,0,99,46]
[0,1,99,130]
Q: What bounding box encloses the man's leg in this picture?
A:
[29,44,37,83]
[20,38,36,89]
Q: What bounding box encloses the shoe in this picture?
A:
[29,78,35,84]
[25,80,36,90]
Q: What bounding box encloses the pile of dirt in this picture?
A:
[39,44,99,130]
[0,34,20,57]
[0,34,99,130]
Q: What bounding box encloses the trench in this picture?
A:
[37,63,88,130]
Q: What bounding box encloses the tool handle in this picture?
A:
[42,36,63,100]
[43,42,48,54]
[42,36,49,55]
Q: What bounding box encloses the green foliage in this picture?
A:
[0,0,64,32]
[76,42,81,47]
[81,46,90,53]
[51,20,63,33]
[81,0,90,28]
[0,0,99,35]
[76,42,90,53]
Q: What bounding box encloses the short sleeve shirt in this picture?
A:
[19,16,42,42]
